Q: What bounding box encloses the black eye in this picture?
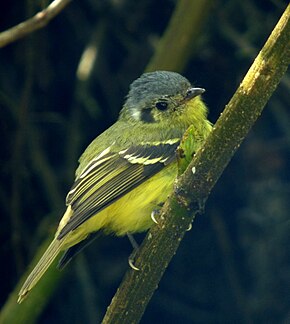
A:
[155,101,168,111]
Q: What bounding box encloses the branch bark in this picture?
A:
[102,4,290,323]
[0,0,72,48]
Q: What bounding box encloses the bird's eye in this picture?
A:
[155,101,168,111]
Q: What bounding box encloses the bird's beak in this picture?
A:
[184,87,205,101]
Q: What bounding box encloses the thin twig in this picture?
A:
[0,0,72,48]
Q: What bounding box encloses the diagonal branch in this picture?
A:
[0,0,72,48]
[102,4,290,323]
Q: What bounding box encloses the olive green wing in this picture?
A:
[57,139,180,239]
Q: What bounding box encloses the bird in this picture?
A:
[18,70,212,303]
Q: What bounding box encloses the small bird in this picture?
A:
[18,71,212,303]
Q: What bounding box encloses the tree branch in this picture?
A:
[102,4,290,323]
[0,0,72,48]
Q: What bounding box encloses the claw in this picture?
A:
[186,223,192,232]
[127,233,140,270]
[128,257,140,271]
[151,210,159,224]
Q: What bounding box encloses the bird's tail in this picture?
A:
[18,237,64,303]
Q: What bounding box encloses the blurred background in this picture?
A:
[0,0,289,323]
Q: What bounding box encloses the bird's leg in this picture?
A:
[127,233,140,271]
[127,202,165,270]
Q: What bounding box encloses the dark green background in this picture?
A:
[1,0,289,323]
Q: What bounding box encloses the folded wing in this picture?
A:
[58,139,180,239]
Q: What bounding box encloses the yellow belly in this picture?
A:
[61,163,176,248]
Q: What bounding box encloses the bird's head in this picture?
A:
[121,71,206,124]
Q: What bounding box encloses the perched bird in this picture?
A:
[18,71,212,303]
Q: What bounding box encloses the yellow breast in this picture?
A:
[61,163,176,249]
